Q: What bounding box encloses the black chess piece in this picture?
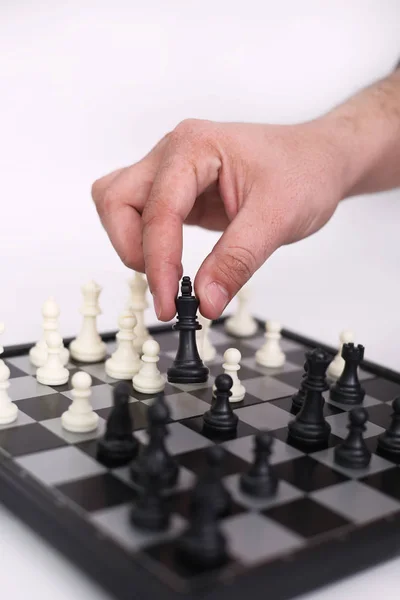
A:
[291,358,309,413]
[96,382,139,468]
[190,446,231,518]
[334,407,371,469]
[329,343,365,405]
[167,276,209,384]
[176,483,228,570]
[130,393,179,490]
[203,374,238,434]
[130,461,171,532]
[377,397,400,461]
[239,432,279,498]
[287,348,331,448]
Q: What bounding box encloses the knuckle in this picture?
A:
[215,246,256,286]
[91,178,105,205]
[101,188,120,217]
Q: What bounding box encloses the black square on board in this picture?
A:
[272,369,305,390]
[214,343,256,360]
[56,473,135,512]
[180,416,258,443]
[0,423,67,457]
[264,497,351,538]
[362,402,393,429]
[284,349,310,367]
[177,446,248,478]
[269,396,344,418]
[273,455,349,492]
[4,361,28,379]
[362,378,400,403]
[361,467,400,501]
[16,393,71,421]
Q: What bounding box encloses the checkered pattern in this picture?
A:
[1,323,400,591]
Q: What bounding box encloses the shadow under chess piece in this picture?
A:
[240,432,278,498]
[377,397,400,461]
[329,343,365,405]
[96,382,139,468]
[334,407,371,469]
[167,276,209,384]
[287,348,331,449]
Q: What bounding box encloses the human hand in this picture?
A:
[92,118,349,321]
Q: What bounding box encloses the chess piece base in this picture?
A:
[69,339,107,363]
[240,470,278,498]
[225,316,257,338]
[130,496,170,532]
[97,437,139,468]
[167,363,209,384]
[255,349,285,368]
[287,419,331,448]
[330,383,365,405]
[132,373,165,394]
[377,433,400,460]
[36,367,69,386]
[334,444,371,469]
[61,411,99,433]
[105,357,140,380]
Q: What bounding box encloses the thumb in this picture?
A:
[195,197,278,319]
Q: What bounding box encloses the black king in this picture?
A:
[167,276,209,384]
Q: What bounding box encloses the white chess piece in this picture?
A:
[30,297,69,367]
[222,348,245,402]
[128,272,151,352]
[255,321,285,368]
[69,281,107,363]
[0,324,18,425]
[132,339,165,394]
[224,284,258,337]
[327,330,355,381]
[105,308,141,379]
[37,331,69,386]
[61,371,98,433]
[196,314,216,362]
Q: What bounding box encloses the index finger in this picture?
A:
[142,149,221,320]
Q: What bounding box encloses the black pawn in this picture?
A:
[203,374,238,434]
[330,343,365,405]
[130,462,170,532]
[291,358,309,413]
[240,432,278,498]
[334,407,371,469]
[130,394,179,490]
[377,397,400,460]
[96,382,139,467]
[176,487,228,570]
[167,276,209,384]
[191,446,231,518]
[287,348,331,448]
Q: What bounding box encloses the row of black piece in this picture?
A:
[96,382,279,568]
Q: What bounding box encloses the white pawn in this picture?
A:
[132,339,165,394]
[222,348,246,402]
[256,320,285,368]
[327,330,355,381]
[61,372,98,433]
[0,324,18,425]
[30,297,69,367]
[70,281,107,363]
[105,308,141,379]
[37,331,69,386]
[225,284,258,337]
[196,314,216,362]
[128,272,151,353]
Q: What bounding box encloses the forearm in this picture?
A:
[319,67,400,198]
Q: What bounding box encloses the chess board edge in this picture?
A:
[0,319,399,600]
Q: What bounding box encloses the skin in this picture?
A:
[92,67,400,322]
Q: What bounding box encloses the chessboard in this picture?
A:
[0,319,400,600]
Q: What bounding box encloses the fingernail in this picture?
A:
[205,281,229,314]
[153,295,162,320]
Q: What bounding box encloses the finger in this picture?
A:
[142,151,221,321]
[195,194,280,319]
[185,189,230,231]
[91,137,169,272]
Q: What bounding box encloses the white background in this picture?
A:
[1,1,400,599]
